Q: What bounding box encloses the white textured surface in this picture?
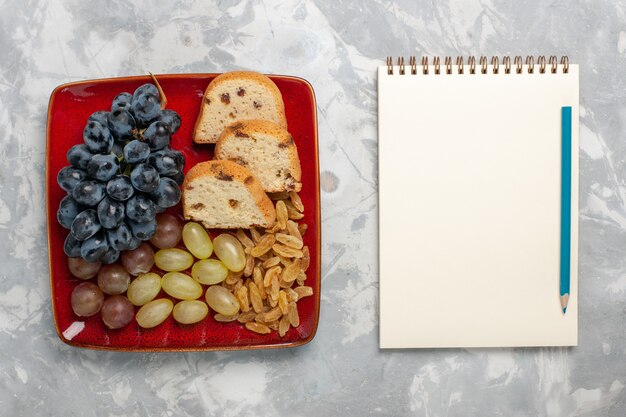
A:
[0,0,624,415]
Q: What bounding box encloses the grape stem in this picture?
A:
[149,72,168,110]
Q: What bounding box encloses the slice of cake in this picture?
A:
[182,160,276,229]
[193,71,288,144]
[214,120,302,192]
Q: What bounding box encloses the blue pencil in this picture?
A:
[560,106,572,314]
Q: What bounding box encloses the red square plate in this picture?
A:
[46,74,320,351]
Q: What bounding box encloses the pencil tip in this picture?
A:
[560,293,569,314]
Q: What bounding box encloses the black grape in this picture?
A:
[57,166,87,193]
[70,209,101,241]
[106,175,134,201]
[88,111,109,126]
[128,218,157,240]
[72,180,106,206]
[130,163,160,193]
[111,92,132,112]
[123,140,150,164]
[169,171,184,185]
[126,194,157,223]
[150,177,181,209]
[143,121,170,150]
[80,230,109,262]
[83,121,113,154]
[126,236,142,251]
[87,154,119,182]
[97,196,125,229]
[107,109,136,140]
[170,150,185,170]
[111,141,124,159]
[67,144,94,170]
[132,84,159,100]
[158,109,181,134]
[57,195,83,229]
[64,233,83,257]
[147,150,178,176]
[101,247,120,264]
[107,223,132,251]
[130,90,161,127]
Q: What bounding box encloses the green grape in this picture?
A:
[182,222,213,259]
[136,299,173,328]
[205,285,240,316]
[191,259,229,285]
[154,248,194,272]
[127,272,161,306]
[212,234,245,272]
[161,272,203,300]
[173,300,209,324]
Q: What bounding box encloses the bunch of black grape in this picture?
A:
[57,83,185,264]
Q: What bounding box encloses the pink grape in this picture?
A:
[68,257,101,280]
[150,213,183,249]
[71,282,104,317]
[121,242,154,275]
[97,264,130,295]
[101,295,135,329]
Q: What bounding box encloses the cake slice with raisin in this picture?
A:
[214,120,302,192]
[182,160,276,228]
[193,71,288,144]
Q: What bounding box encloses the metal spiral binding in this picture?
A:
[409,56,417,74]
[397,56,405,75]
[480,56,488,74]
[385,55,570,75]
[515,56,523,73]
[503,56,511,74]
[526,56,534,74]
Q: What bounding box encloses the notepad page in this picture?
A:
[378,65,579,348]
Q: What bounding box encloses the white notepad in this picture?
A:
[378,57,579,348]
